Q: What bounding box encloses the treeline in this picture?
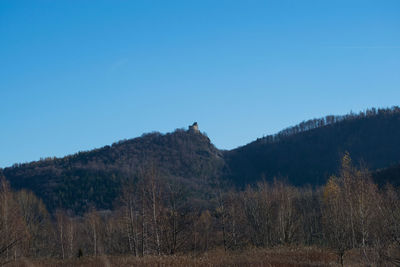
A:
[1,154,400,265]
[258,106,400,144]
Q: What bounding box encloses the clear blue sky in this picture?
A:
[1,0,399,167]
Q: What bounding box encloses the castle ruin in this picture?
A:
[189,122,199,133]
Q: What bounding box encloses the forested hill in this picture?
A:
[3,107,400,214]
[224,107,400,186]
[2,126,225,213]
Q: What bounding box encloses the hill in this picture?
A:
[224,107,400,186]
[3,107,400,213]
[2,124,224,213]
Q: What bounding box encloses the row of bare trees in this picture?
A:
[1,155,400,265]
[322,154,400,265]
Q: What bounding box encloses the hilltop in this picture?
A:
[3,107,400,213]
[2,124,224,212]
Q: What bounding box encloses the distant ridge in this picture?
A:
[255,106,400,146]
[3,108,400,213]
[225,106,400,186]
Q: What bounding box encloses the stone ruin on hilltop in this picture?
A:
[188,122,199,133]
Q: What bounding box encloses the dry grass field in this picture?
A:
[4,247,373,267]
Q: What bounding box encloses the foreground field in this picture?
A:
[5,247,379,267]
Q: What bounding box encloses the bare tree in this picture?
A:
[272,180,299,245]
[15,190,52,257]
[55,210,67,259]
[193,210,213,251]
[162,182,192,254]
[83,209,102,257]
[0,178,27,263]
[242,182,274,247]
[322,176,350,266]
[119,181,139,256]
[322,154,381,265]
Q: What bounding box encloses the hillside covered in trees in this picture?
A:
[2,107,400,265]
[2,107,400,213]
[2,127,225,213]
[225,106,400,186]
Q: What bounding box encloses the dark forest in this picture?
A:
[2,107,400,266]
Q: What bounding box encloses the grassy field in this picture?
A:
[4,247,374,267]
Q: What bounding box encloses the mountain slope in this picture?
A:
[3,107,400,214]
[224,107,400,186]
[2,126,224,213]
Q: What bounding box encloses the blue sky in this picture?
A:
[1,0,399,167]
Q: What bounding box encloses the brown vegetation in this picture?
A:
[1,153,400,266]
[4,247,341,267]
